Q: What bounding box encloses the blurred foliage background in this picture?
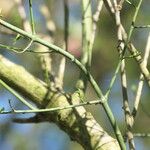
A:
[0,0,149,150]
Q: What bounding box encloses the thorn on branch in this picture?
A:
[8,99,15,112]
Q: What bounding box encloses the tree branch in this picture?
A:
[0,54,120,149]
[0,18,125,149]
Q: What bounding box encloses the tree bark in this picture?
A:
[0,54,120,150]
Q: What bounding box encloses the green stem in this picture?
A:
[29,0,35,34]
[134,25,150,28]
[0,40,33,53]
[103,102,126,150]
[127,0,143,42]
[0,99,103,114]
[0,79,35,110]
[122,0,143,56]
[105,60,122,98]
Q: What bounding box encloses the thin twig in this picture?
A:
[0,79,36,109]
[134,133,150,137]
[105,60,122,98]
[134,25,150,28]
[0,43,53,54]
[0,41,33,53]
[126,0,143,44]
[132,32,150,117]
[15,40,33,53]
[29,0,35,34]
[0,99,103,114]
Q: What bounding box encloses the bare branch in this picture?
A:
[132,32,150,117]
